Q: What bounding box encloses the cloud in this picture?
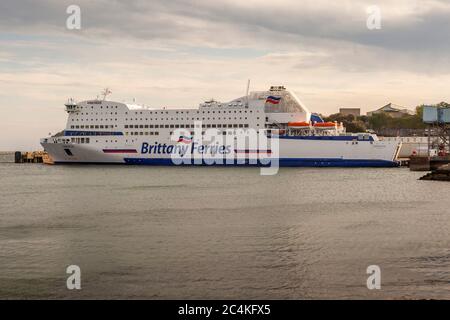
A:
[1,0,450,149]
[2,0,450,50]
[1,0,450,75]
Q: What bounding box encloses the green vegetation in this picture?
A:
[321,113,367,132]
[322,102,449,133]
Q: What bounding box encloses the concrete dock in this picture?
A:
[14,151,53,164]
[409,155,450,171]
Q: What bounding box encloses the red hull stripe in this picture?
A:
[234,150,272,154]
[103,149,138,153]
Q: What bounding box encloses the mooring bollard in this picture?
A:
[14,151,22,163]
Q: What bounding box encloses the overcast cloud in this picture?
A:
[1,0,450,149]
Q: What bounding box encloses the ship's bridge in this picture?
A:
[65,98,80,113]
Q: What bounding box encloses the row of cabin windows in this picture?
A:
[125,117,255,121]
[130,110,257,115]
[69,138,119,144]
[72,116,260,122]
[124,123,251,129]
[70,124,253,130]
[77,107,259,114]
[72,116,255,122]
[124,130,252,137]
[80,106,119,109]
[126,132,160,136]
[71,137,90,144]
[71,125,116,129]
[80,112,118,115]
[124,117,253,121]
[170,131,247,136]
[72,118,118,122]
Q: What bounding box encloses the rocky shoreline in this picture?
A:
[420,164,450,181]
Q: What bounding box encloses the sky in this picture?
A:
[1,0,450,150]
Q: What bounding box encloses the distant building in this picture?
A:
[367,103,414,118]
[339,108,360,117]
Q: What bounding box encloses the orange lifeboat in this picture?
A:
[313,122,336,128]
[287,122,310,127]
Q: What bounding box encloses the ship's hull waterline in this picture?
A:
[41,137,400,168]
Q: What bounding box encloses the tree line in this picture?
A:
[322,102,450,133]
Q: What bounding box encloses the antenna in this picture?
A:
[101,88,112,101]
[245,79,250,106]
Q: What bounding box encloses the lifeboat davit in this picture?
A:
[287,122,310,127]
[313,122,336,128]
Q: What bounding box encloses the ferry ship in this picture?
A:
[40,86,401,167]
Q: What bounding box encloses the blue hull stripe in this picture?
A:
[112,158,400,167]
[54,159,399,167]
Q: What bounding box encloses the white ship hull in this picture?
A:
[41,137,400,167]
